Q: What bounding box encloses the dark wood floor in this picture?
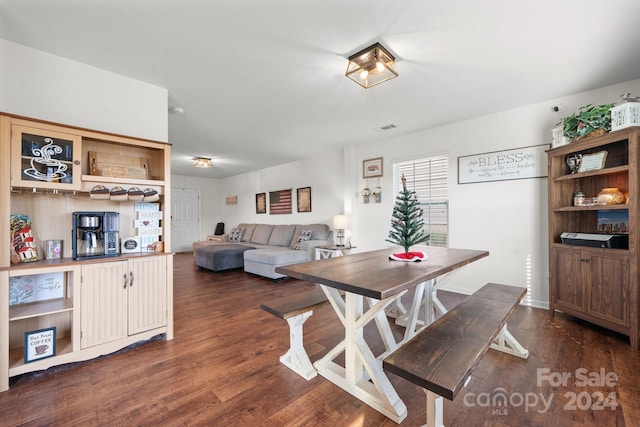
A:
[1,253,639,426]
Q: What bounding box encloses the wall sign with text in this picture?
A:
[458,144,549,184]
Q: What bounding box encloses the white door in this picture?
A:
[171,187,200,252]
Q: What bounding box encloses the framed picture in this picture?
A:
[578,150,608,173]
[24,327,56,363]
[297,187,311,212]
[363,157,383,178]
[256,193,266,214]
[269,189,292,215]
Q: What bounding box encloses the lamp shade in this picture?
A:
[333,214,348,230]
[346,42,398,89]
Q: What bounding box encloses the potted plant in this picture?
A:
[563,103,614,140]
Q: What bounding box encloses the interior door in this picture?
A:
[171,187,200,252]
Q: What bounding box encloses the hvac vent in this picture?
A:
[379,124,397,131]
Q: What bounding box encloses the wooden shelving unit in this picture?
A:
[0,113,174,392]
[547,127,640,348]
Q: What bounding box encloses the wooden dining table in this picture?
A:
[276,245,489,423]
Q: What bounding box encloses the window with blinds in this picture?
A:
[393,155,449,247]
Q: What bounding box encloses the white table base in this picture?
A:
[314,287,408,423]
[314,279,530,424]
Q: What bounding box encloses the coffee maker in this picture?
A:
[72,211,119,260]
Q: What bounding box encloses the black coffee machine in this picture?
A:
[72,211,120,260]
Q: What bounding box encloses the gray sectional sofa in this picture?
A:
[195,223,332,279]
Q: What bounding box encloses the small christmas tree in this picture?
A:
[385,175,429,253]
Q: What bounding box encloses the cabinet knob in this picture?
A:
[129,271,134,287]
[123,274,127,288]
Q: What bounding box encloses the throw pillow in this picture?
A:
[292,230,312,250]
[227,227,245,243]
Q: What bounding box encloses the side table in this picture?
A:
[315,245,355,260]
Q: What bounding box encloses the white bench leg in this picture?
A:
[279,311,318,380]
[490,325,529,359]
[424,389,444,427]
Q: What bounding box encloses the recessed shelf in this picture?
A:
[553,204,629,212]
[552,165,628,182]
[9,299,73,321]
[9,336,73,374]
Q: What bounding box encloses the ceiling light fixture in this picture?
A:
[346,42,398,89]
[193,157,212,168]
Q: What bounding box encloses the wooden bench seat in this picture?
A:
[260,286,330,380]
[383,283,528,427]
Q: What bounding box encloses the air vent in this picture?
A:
[379,124,397,131]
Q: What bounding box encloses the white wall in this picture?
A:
[0,39,168,142]
[182,78,639,308]
[217,149,345,237]
[350,79,640,307]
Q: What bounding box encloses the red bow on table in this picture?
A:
[389,252,428,262]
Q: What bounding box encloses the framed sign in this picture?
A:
[578,150,608,173]
[24,327,56,363]
[255,193,266,214]
[458,144,549,184]
[363,157,383,178]
[297,187,311,212]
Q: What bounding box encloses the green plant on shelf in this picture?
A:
[563,103,614,140]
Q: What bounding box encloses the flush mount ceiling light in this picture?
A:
[193,157,212,168]
[346,42,398,89]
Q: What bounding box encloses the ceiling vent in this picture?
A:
[379,124,397,131]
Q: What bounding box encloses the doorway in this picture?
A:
[171,187,200,252]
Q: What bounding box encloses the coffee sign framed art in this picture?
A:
[24,327,56,363]
[458,144,549,184]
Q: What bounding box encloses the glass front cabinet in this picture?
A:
[10,123,82,191]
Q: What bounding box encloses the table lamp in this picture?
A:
[333,214,348,247]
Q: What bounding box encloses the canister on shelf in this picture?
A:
[574,191,586,206]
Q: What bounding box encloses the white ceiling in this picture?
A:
[2,0,640,179]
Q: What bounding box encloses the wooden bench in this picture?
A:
[260,286,331,380]
[383,283,529,427]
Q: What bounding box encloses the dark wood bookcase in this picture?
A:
[547,127,640,348]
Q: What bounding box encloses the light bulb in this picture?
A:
[376,61,384,72]
[360,70,369,80]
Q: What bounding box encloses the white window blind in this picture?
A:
[393,155,449,247]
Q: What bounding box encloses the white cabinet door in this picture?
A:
[80,262,128,349]
[128,256,167,335]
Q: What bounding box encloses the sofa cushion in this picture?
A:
[291,229,312,250]
[290,224,330,246]
[244,248,308,265]
[196,243,255,272]
[251,224,275,245]
[268,225,296,247]
[238,223,257,242]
